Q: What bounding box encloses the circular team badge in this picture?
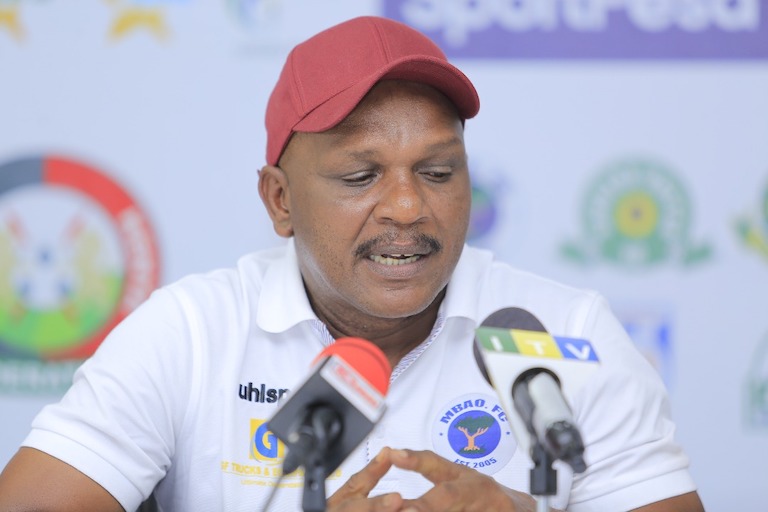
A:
[0,155,160,361]
[562,157,710,268]
[432,393,516,475]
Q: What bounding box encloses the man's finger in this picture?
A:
[328,493,403,512]
[327,447,394,506]
[389,449,462,484]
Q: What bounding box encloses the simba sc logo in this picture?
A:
[384,0,765,59]
[561,157,711,270]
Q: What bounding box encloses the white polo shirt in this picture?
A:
[23,241,696,511]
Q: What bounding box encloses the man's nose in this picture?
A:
[373,172,426,226]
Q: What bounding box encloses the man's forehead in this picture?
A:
[326,81,461,135]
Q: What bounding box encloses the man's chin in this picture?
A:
[360,289,445,321]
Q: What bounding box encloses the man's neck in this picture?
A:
[310,291,445,370]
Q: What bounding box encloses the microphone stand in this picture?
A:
[281,405,342,512]
[302,447,329,512]
[529,441,557,512]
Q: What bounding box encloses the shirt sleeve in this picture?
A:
[22,287,193,512]
[565,294,697,511]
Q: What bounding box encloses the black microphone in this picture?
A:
[266,337,391,512]
[473,307,599,474]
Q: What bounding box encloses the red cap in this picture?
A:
[265,16,480,165]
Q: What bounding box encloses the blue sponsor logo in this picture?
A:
[615,305,675,388]
[384,0,767,59]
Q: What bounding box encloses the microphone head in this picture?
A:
[473,307,599,468]
[479,307,547,332]
[473,307,547,385]
[315,337,392,396]
[268,337,391,478]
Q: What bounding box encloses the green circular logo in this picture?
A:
[563,157,710,268]
[0,155,160,361]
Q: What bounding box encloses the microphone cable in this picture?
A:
[260,472,286,512]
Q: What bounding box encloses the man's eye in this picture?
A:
[422,170,452,182]
[342,172,376,185]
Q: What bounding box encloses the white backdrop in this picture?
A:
[1,1,767,510]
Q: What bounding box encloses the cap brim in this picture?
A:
[293,55,480,134]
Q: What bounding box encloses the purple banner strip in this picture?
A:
[383,0,768,60]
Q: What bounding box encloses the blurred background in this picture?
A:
[0,0,766,509]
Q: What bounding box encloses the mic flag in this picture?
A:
[267,337,391,477]
[474,307,599,471]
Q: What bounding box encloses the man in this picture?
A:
[0,16,704,512]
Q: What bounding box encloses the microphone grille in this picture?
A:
[317,337,392,396]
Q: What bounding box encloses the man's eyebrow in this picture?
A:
[423,137,465,153]
[329,136,465,160]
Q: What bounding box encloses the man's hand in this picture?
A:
[327,447,404,512]
[390,449,540,512]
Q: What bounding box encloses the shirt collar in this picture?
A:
[256,238,318,333]
[439,244,493,325]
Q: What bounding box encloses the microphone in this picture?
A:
[473,308,600,474]
[266,337,391,512]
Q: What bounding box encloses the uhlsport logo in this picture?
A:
[735,178,768,261]
[561,157,711,269]
[432,393,515,475]
[104,0,190,41]
[0,155,160,393]
[384,0,765,59]
[745,333,768,430]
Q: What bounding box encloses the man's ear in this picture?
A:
[258,165,294,238]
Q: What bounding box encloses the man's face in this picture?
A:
[270,80,470,323]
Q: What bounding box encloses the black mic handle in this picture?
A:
[544,421,586,474]
[282,405,343,475]
[285,405,342,512]
[529,442,558,497]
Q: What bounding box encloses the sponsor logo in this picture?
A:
[104,0,190,41]
[0,0,27,42]
[384,0,766,59]
[238,382,289,404]
[225,0,282,32]
[250,418,286,463]
[745,333,768,430]
[735,178,768,261]
[0,155,160,393]
[464,160,525,263]
[468,183,499,242]
[224,0,291,51]
[432,393,515,474]
[561,157,711,269]
[220,418,341,487]
[614,304,675,388]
